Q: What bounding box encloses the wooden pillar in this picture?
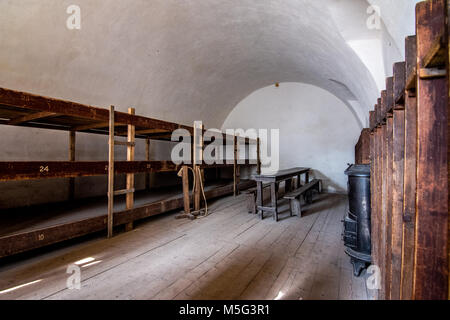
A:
[107,106,115,239]
[125,108,135,232]
[385,114,394,300]
[233,135,240,196]
[145,138,151,191]
[257,137,262,175]
[379,91,388,300]
[414,0,448,300]
[193,123,203,211]
[401,36,418,301]
[182,165,190,214]
[69,131,76,201]
[390,61,406,300]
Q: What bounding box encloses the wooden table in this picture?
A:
[252,167,310,221]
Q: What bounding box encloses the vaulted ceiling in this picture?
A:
[0,0,419,128]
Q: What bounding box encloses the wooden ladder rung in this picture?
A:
[112,188,135,196]
[114,140,136,147]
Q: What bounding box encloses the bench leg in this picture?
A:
[290,199,302,217]
[257,182,263,219]
[271,182,278,222]
[246,193,256,214]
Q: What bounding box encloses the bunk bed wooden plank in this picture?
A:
[0,87,193,133]
[0,180,255,258]
[0,161,181,181]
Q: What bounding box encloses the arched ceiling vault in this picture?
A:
[0,0,417,129]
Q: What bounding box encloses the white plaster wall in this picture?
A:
[222,83,361,193]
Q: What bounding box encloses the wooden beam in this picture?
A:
[233,135,240,196]
[394,62,406,106]
[406,36,418,91]
[125,108,135,232]
[7,111,57,125]
[0,87,194,133]
[108,106,115,239]
[182,165,190,214]
[0,161,181,181]
[391,109,405,300]
[414,0,448,300]
[401,35,418,301]
[146,138,151,191]
[69,131,76,201]
[385,116,394,299]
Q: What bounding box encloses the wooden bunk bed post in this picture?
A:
[193,122,203,211]
[182,165,191,214]
[145,138,151,191]
[69,131,76,201]
[108,106,115,238]
[233,135,240,196]
[125,108,136,232]
[257,137,261,175]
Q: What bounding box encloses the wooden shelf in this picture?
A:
[0,161,181,181]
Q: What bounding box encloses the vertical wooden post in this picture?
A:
[69,131,76,201]
[125,108,135,232]
[257,137,262,175]
[107,106,115,239]
[146,138,151,191]
[414,0,448,300]
[193,123,203,211]
[385,115,394,300]
[233,135,240,196]
[390,61,406,300]
[401,35,417,300]
[182,165,190,214]
[379,98,387,299]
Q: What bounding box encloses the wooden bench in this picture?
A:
[283,179,322,217]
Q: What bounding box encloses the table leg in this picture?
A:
[305,172,310,184]
[257,181,263,219]
[271,182,278,221]
[297,174,301,188]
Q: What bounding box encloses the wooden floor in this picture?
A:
[0,193,370,300]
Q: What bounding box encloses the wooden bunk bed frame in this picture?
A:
[0,87,261,258]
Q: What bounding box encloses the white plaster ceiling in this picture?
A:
[0,0,417,129]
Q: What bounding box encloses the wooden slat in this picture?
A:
[0,87,193,133]
[391,109,405,300]
[107,106,115,239]
[125,107,136,232]
[7,111,57,125]
[385,116,394,299]
[379,123,387,299]
[401,35,418,300]
[68,131,76,201]
[394,62,406,106]
[406,36,418,91]
[414,0,448,300]
[386,77,394,115]
[0,161,181,181]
